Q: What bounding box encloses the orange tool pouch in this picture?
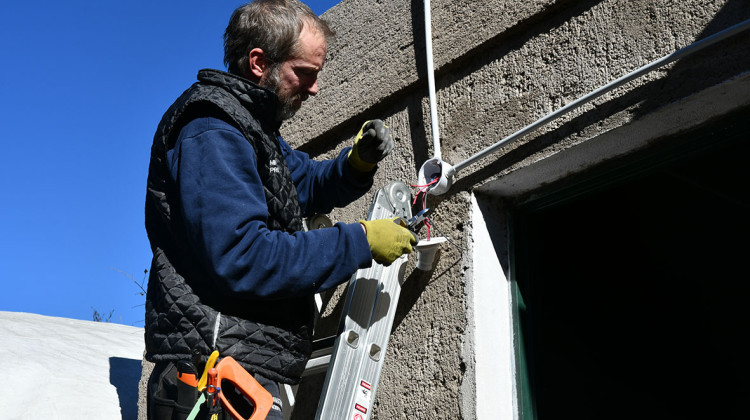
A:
[214,356,273,420]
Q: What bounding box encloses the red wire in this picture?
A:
[410,175,440,240]
[409,178,439,189]
[410,176,440,207]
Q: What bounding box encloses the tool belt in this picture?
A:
[149,351,273,420]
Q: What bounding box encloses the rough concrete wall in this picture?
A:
[284,0,750,418]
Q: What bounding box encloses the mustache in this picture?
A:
[282,93,308,108]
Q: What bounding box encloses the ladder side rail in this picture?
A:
[315,182,412,420]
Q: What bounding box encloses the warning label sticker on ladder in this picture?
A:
[351,380,372,419]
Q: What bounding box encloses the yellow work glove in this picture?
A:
[348,120,394,172]
[360,218,417,265]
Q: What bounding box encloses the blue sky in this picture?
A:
[0,0,340,327]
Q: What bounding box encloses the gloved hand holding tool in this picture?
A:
[348,120,395,172]
[360,217,418,265]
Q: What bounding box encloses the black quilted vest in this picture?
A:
[144,69,313,384]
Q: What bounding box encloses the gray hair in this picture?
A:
[224,0,334,77]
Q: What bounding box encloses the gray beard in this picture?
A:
[262,66,301,121]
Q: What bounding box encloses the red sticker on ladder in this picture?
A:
[352,379,372,418]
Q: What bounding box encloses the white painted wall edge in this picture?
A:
[470,194,516,419]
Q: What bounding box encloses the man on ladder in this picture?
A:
[142,1,416,418]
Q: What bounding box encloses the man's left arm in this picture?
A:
[282,141,373,216]
[281,120,394,216]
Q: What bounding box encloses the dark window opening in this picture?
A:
[513,108,750,419]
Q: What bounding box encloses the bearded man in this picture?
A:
[142,1,416,418]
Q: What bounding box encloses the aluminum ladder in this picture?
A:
[314,181,412,419]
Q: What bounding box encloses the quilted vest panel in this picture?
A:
[144,69,312,384]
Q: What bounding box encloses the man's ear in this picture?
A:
[247,48,267,81]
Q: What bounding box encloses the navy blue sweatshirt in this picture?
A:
[167,116,373,300]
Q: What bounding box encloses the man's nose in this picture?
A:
[307,78,319,96]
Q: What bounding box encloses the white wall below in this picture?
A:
[0,311,144,419]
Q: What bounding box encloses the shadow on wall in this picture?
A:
[110,357,143,420]
[408,0,608,174]
[637,0,750,119]
[449,0,750,198]
[411,0,748,199]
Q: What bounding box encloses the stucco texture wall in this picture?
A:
[284,0,750,418]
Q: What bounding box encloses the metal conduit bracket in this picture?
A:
[418,157,456,195]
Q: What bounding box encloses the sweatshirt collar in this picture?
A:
[196,68,282,128]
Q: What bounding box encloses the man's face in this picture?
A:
[262,24,327,120]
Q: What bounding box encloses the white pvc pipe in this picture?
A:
[424,0,441,159]
[452,17,750,174]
